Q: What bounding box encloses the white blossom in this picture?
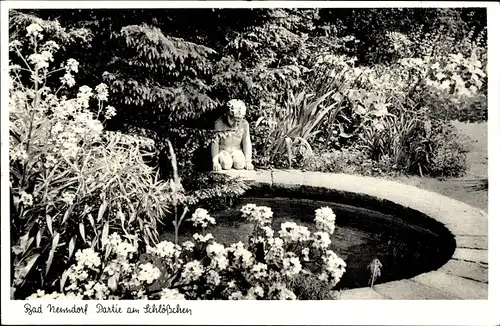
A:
[282,254,302,277]
[60,73,76,88]
[190,208,216,228]
[229,242,253,268]
[206,270,221,286]
[137,263,161,284]
[26,23,43,37]
[104,106,116,119]
[19,191,33,206]
[160,288,185,300]
[75,248,101,268]
[61,192,76,205]
[269,283,296,300]
[148,241,179,259]
[312,231,332,249]
[315,207,336,234]
[181,260,204,283]
[193,233,214,243]
[278,221,310,242]
[250,262,268,280]
[95,83,109,101]
[182,241,195,251]
[66,58,79,73]
[10,146,29,163]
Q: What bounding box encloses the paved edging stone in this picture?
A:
[218,169,488,300]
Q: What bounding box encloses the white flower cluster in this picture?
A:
[95,83,109,102]
[182,240,195,251]
[190,208,216,228]
[428,54,485,98]
[315,207,336,234]
[104,106,117,120]
[66,58,79,73]
[396,52,486,100]
[206,242,228,271]
[75,248,101,268]
[268,283,297,300]
[282,253,302,277]
[60,58,79,88]
[228,291,244,300]
[319,250,347,286]
[19,191,33,206]
[103,232,122,247]
[105,233,137,260]
[228,242,253,268]
[160,288,186,300]
[245,285,265,299]
[82,281,110,299]
[146,240,180,260]
[77,85,93,108]
[278,221,310,242]
[63,248,107,298]
[241,204,273,226]
[136,263,161,284]
[61,192,76,205]
[26,290,83,300]
[103,261,121,277]
[24,205,347,301]
[206,270,221,286]
[181,260,204,283]
[312,231,332,249]
[301,248,310,261]
[59,234,145,300]
[265,237,285,264]
[193,232,214,243]
[261,225,274,238]
[28,51,53,70]
[10,145,29,164]
[31,84,106,160]
[26,24,43,38]
[249,262,268,280]
[9,40,22,52]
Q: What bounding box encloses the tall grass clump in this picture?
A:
[257,90,335,167]
[255,56,367,168]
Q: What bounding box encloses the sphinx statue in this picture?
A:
[211,99,254,171]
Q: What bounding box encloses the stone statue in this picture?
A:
[211,99,254,171]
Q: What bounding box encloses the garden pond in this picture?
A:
[161,191,456,290]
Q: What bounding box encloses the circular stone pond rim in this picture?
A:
[217,169,488,300]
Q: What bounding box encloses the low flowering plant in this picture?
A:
[25,204,346,300]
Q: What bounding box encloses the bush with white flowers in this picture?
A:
[25,205,346,300]
[9,23,173,298]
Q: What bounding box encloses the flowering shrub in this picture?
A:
[252,40,479,176]
[9,24,173,298]
[25,205,346,300]
[312,47,483,176]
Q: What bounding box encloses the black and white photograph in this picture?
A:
[1,1,498,325]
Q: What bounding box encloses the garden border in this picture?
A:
[218,169,488,300]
